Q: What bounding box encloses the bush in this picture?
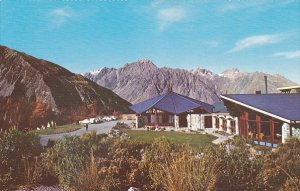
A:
[99,140,149,190]
[215,136,264,191]
[4,129,299,190]
[41,132,113,189]
[41,135,89,188]
[261,138,300,190]
[279,177,300,191]
[74,151,116,191]
[142,137,219,191]
[253,145,272,154]
[0,128,42,190]
[73,138,149,191]
[113,122,130,129]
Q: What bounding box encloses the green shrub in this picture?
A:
[215,136,264,191]
[113,122,130,129]
[41,135,89,188]
[94,139,149,190]
[80,131,110,159]
[41,132,111,189]
[0,128,42,190]
[74,151,117,191]
[72,137,149,191]
[142,137,219,191]
[262,138,300,190]
[4,129,298,190]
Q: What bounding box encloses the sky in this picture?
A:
[1,0,300,83]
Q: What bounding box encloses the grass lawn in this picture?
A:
[30,124,83,135]
[123,130,217,148]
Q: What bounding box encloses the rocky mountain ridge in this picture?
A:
[0,45,131,129]
[85,59,297,104]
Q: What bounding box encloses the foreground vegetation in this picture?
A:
[30,124,83,135]
[123,130,216,148]
[1,128,300,191]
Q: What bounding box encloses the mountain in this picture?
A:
[0,45,131,129]
[215,68,297,94]
[85,59,221,104]
[84,59,297,104]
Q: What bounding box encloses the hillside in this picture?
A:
[0,45,131,129]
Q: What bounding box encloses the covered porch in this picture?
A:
[238,111,282,147]
[212,113,239,135]
[137,107,210,128]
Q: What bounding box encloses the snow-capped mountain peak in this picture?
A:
[90,68,103,75]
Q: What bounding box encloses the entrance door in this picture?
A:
[179,115,188,127]
[204,116,212,128]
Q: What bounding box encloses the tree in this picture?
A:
[29,100,55,129]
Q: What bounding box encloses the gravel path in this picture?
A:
[204,128,232,144]
[39,120,132,146]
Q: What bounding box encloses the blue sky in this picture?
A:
[1,0,300,83]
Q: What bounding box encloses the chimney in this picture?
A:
[168,80,173,92]
[264,76,268,94]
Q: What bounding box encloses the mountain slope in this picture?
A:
[85,59,297,104]
[215,69,297,94]
[0,45,131,129]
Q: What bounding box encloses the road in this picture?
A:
[39,120,132,146]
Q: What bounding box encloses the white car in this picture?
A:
[89,118,97,124]
[79,119,90,124]
[94,118,104,123]
[110,116,117,121]
[102,116,112,121]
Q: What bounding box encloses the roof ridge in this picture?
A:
[175,92,213,112]
[170,92,177,114]
[146,92,168,111]
[174,92,203,106]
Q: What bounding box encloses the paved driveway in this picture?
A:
[40,120,132,146]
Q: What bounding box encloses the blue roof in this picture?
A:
[130,91,213,114]
[221,94,300,122]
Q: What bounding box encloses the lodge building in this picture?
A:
[129,86,300,147]
[221,93,300,147]
[129,90,213,129]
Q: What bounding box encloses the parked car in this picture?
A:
[94,118,104,124]
[90,118,99,124]
[110,116,117,121]
[102,116,112,121]
[79,119,90,124]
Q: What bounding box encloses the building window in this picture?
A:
[158,115,163,123]
[151,115,155,123]
[168,115,174,124]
